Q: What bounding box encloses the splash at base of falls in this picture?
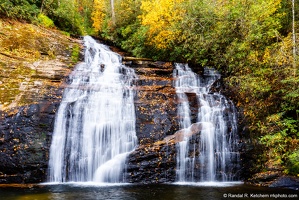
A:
[174,63,240,182]
[173,181,244,187]
[48,36,137,183]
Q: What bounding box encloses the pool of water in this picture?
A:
[0,182,298,200]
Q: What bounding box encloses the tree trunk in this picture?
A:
[292,0,296,76]
[111,0,115,25]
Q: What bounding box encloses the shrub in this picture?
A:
[286,150,299,176]
[0,0,39,21]
[37,13,55,28]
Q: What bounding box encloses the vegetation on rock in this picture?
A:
[0,18,80,110]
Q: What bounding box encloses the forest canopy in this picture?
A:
[0,0,94,35]
[1,0,299,176]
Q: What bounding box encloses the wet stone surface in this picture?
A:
[131,61,180,145]
[0,88,63,183]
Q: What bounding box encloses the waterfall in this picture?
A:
[48,36,137,183]
[174,63,239,182]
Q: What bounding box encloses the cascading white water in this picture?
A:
[48,36,137,183]
[174,63,239,182]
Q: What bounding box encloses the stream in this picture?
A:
[1,183,298,200]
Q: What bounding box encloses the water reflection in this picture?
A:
[0,183,298,200]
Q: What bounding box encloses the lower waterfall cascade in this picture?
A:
[48,36,137,183]
[173,63,240,182]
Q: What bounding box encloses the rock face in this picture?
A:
[126,143,177,183]
[130,61,180,144]
[0,92,62,183]
[125,60,180,183]
[0,42,242,184]
[0,19,81,183]
[0,61,74,183]
[0,59,75,183]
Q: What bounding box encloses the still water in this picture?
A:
[0,183,298,200]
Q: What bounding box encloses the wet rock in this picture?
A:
[131,61,180,145]
[247,171,282,186]
[126,143,177,183]
[0,98,62,183]
[270,176,299,190]
[0,57,71,184]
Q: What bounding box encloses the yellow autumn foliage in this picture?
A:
[92,0,107,31]
[140,0,187,49]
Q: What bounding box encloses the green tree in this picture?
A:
[0,0,40,20]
